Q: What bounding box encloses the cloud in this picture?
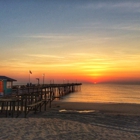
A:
[79,1,140,10]
[109,24,140,31]
[26,54,64,59]
[70,53,90,56]
[20,34,78,40]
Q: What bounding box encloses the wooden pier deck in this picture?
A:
[0,83,82,118]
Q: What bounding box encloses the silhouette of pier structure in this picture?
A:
[0,83,82,118]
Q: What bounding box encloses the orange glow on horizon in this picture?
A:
[2,70,139,85]
[1,54,140,84]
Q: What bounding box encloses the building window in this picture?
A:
[7,82,12,88]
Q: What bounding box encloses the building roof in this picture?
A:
[0,76,17,81]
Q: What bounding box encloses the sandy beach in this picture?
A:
[0,101,140,140]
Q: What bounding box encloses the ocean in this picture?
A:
[61,83,140,104]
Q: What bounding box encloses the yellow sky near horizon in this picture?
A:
[1,47,140,84]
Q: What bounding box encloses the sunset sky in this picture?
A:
[0,0,140,84]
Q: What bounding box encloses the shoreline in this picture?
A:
[51,101,140,115]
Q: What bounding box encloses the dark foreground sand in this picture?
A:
[0,102,140,140]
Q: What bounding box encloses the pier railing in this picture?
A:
[0,83,82,118]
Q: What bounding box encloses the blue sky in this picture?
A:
[0,0,140,83]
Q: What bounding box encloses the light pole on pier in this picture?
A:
[36,78,40,85]
[42,74,45,85]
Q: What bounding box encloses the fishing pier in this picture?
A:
[0,83,82,118]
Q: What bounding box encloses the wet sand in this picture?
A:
[52,101,140,115]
